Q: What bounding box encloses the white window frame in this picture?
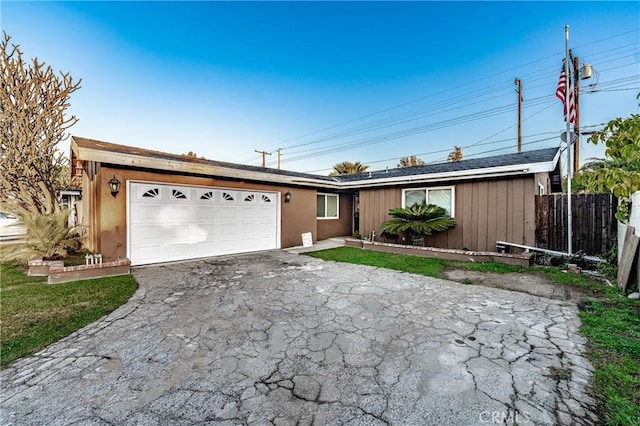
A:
[401,186,455,218]
[317,193,339,220]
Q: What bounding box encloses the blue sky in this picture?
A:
[2,1,639,174]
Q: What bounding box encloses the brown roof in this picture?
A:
[71,136,336,182]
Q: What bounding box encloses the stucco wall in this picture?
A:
[84,165,321,261]
[317,193,353,240]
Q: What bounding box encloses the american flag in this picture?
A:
[556,61,576,124]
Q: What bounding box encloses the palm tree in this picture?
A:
[4,210,82,263]
[380,202,456,246]
[329,161,369,176]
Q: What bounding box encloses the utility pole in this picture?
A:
[515,78,523,153]
[276,148,282,170]
[572,53,581,172]
[255,149,272,168]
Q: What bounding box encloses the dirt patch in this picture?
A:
[443,269,595,301]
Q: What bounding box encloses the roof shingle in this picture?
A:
[332,147,560,182]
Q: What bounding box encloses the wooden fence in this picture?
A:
[535,193,617,255]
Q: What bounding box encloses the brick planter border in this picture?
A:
[28,259,65,277]
[47,258,132,284]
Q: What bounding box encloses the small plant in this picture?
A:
[380,202,456,246]
[597,238,618,281]
[352,231,362,240]
[4,210,82,263]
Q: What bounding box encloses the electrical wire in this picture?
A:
[238,29,639,167]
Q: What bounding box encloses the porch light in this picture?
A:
[284,190,292,203]
[108,175,121,197]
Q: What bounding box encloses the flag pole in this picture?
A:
[565,25,573,254]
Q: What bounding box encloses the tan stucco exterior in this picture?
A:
[79,164,349,261]
[72,136,559,263]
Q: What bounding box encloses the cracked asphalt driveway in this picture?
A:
[1,251,598,425]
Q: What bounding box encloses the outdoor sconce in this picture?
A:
[284,190,292,203]
[108,175,121,197]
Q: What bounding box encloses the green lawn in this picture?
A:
[579,300,640,425]
[0,262,137,368]
[307,247,640,426]
[306,246,448,278]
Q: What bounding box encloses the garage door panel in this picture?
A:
[169,244,191,257]
[137,245,164,262]
[129,183,279,265]
[240,238,255,250]
[131,204,165,222]
[168,225,192,243]
[240,208,256,218]
[195,224,215,240]
[219,223,239,235]
[196,206,215,219]
[197,242,216,254]
[161,206,193,222]
[240,222,255,233]
[219,206,237,219]
[134,225,165,242]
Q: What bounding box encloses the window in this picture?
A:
[171,189,188,200]
[142,188,159,198]
[402,186,455,217]
[317,193,339,219]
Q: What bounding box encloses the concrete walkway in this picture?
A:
[0,251,597,425]
[284,236,348,254]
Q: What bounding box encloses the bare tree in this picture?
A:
[398,155,425,168]
[181,151,202,158]
[447,146,463,162]
[1,32,81,215]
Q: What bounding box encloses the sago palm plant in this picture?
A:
[4,210,82,263]
[380,202,456,245]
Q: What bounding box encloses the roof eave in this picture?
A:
[71,139,560,190]
[72,142,341,188]
[337,160,557,189]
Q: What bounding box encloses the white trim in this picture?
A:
[73,139,560,190]
[402,186,456,218]
[126,180,131,262]
[335,165,541,189]
[538,183,546,196]
[317,193,340,220]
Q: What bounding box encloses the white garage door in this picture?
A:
[128,182,279,265]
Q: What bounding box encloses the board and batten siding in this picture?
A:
[359,176,536,252]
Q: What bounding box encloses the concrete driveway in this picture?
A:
[1,251,597,425]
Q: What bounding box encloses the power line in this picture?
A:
[238,29,639,167]
[303,135,562,174]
